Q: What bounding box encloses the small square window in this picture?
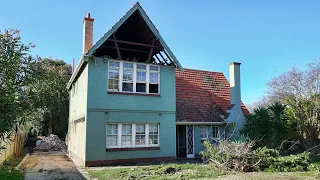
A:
[137,64,146,70]
[123,82,133,92]
[136,83,146,93]
[150,66,159,71]
[123,62,133,69]
[109,61,120,67]
[149,84,159,93]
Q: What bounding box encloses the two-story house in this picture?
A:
[66,2,249,167]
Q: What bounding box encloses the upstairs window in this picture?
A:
[149,66,159,94]
[108,61,120,91]
[136,64,147,93]
[108,60,160,94]
[122,63,133,92]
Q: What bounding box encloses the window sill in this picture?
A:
[108,91,160,97]
[106,146,160,152]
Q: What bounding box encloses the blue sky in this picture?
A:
[1,0,320,105]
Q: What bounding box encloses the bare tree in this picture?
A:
[267,60,320,146]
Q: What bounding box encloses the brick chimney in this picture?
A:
[83,13,94,54]
[229,62,241,107]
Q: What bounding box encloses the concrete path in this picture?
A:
[19,150,86,180]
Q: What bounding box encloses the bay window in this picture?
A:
[106,123,159,148]
[108,60,160,94]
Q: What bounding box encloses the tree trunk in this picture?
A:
[48,119,53,135]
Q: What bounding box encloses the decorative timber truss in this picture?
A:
[86,2,182,68]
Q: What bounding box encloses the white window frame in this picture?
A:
[106,123,160,149]
[106,124,118,148]
[212,126,220,139]
[108,60,160,94]
[200,126,209,140]
[108,61,120,91]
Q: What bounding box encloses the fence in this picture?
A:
[0,130,28,165]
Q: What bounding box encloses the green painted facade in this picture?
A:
[85,58,177,161]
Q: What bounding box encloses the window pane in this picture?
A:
[107,124,118,134]
[121,135,132,146]
[122,124,132,134]
[106,135,118,146]
[137,71,146,82]
[149,84,159,93]
[123,62,133,69]
[123,70,133,81]
[108,79,119,90]
[137,64,146,70]
[136,83,146,93]
[213,127,219,138]
[149,135,158,145]
[136,124,145,133]
[109,69,119,79]
[150,72,159,83]
[109,61,119,67]
[150,66,159,71]
[123,82,133,92]
[136,135,146,145]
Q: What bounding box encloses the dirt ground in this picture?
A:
[19,150,86,180]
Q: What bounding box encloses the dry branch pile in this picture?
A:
[35,134,67,152]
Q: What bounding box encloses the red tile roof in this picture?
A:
[176,68,249,122]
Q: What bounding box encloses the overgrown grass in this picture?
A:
[88,163,226,180]
[88,156,320,180]
[0,155,25,180]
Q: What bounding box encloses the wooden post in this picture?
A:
[112,34,122,60]
[147,39,156,63]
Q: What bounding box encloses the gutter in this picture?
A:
[66,55,90,90]
[176,121,227,125]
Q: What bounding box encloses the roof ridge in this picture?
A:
[179,68,225,75]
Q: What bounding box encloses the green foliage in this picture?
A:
[241,102,293,149]
[0,29,36,150]
[27,58,71,137]
[0,167,23,180]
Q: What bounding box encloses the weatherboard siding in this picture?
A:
[85,57,176,162]
[67,65,88,166]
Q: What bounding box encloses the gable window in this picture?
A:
[212,126,220,139]
[200,126,209,140]
[108,60,160,94]
[136,64,147,93]
[149,66,159,94]
[122,63,134,92]
[108,61,120,91]
[106,123,160,148]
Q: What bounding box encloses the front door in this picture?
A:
[176,126,186,157]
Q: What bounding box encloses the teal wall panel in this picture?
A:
[85,110,176,161]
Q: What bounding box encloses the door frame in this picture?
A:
[186,125,195,158]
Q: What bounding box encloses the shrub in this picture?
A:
[200,140,310,172]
